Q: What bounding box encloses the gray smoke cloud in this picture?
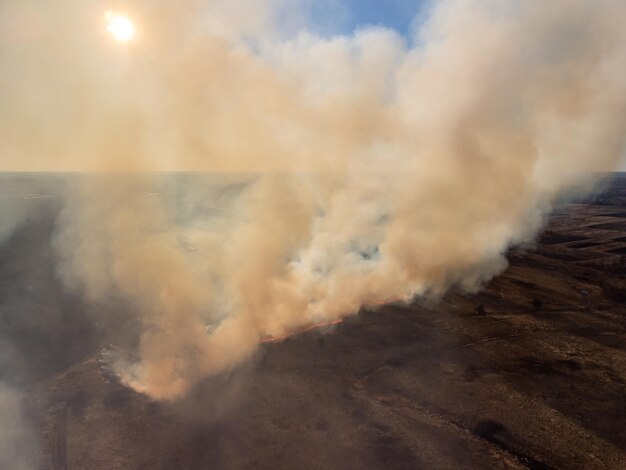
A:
[0,0,625,399]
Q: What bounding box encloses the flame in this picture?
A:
[261,319,344,344]
[260,296,404,344]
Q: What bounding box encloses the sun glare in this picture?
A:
[106,11,135,43]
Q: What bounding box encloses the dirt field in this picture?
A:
[2,174,625,469]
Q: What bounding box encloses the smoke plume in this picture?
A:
[1,0,625,399]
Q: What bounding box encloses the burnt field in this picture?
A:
[1,174,625,469]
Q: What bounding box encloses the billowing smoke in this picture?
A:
[0,0,625,400]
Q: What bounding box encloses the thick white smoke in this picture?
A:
[1,0,625,399]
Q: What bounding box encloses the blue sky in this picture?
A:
[306,0,429,37]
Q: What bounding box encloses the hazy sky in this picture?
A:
[307,0,428,37]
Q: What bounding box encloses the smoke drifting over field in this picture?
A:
[0,385,39,469]
[1,0,625,399]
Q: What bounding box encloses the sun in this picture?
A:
[105,11,135,43]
